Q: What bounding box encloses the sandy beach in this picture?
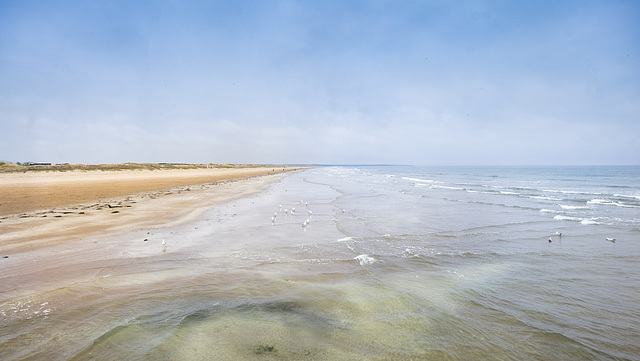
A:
[0,167,298,255]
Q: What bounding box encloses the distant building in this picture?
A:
[25,162,51,166]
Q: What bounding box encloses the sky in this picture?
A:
[1,0,638,166]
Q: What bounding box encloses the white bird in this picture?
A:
[548,238,552,243]
[161,239,166,246]
[285,209,288,215]
[271,216,276,225]
[556,231,562,238]
[606,238,616,243]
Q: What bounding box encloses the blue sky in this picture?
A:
[1,0,638,165]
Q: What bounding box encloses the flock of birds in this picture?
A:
[548,231,616,243]
[271,199,314,230]
[270,199,345,231]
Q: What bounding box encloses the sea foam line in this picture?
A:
[402,177,435,183]
[558,204,590,210]
[588,199,639,208]
[543,189,602,196]
[431,185,465,190]
[553,215,607,225]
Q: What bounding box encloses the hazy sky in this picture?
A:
[1,0,638,165]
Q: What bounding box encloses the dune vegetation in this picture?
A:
[0,162,276,173]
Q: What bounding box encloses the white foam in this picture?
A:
[554,215,581,222]
[529,195,562,201]
[558,204,589,210]
[354,254,376,265]
[337,237,353,242]
[614,194,640,201]
[431,185,465,190]
[588,199,608,204]
[553,215,604,225]
[543,189,600,195]
[588,199,638,208]
[402,177,434,183]
[580,218,600,225]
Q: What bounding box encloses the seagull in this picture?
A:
[548,238,552,243]
[556,231,562,238]
[272,216,276,225]
[606,238,616,243]
[161,239,166,246]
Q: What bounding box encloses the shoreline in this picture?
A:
[0,167,297,216]
[0,167,301,256]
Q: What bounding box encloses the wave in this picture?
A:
[431,185,465,190]
[529,195,563,201]
[580,218,600,225]
[354,254,376,265]
[543,189,602,196]
[553,215,606,225]
[587,199,607,204]
[558,204,590,210]
[402,177,435,183]
[614,194,640,201]
[488,185,539,192]
[588,199,639,208]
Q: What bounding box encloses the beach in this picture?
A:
[1,166,638,360]
[0,167,297,295]
[0,166,297,240]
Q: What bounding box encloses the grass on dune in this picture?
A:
[0,162,276,173]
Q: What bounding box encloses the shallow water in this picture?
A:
[1,166,639,360]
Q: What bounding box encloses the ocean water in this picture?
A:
[1,166,639,360]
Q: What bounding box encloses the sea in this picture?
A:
[1,166,639,360]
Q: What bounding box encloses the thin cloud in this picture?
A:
[0,1,638,165]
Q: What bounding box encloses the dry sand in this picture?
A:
[0,167,299,256]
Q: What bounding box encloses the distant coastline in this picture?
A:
[0,162,294,173]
